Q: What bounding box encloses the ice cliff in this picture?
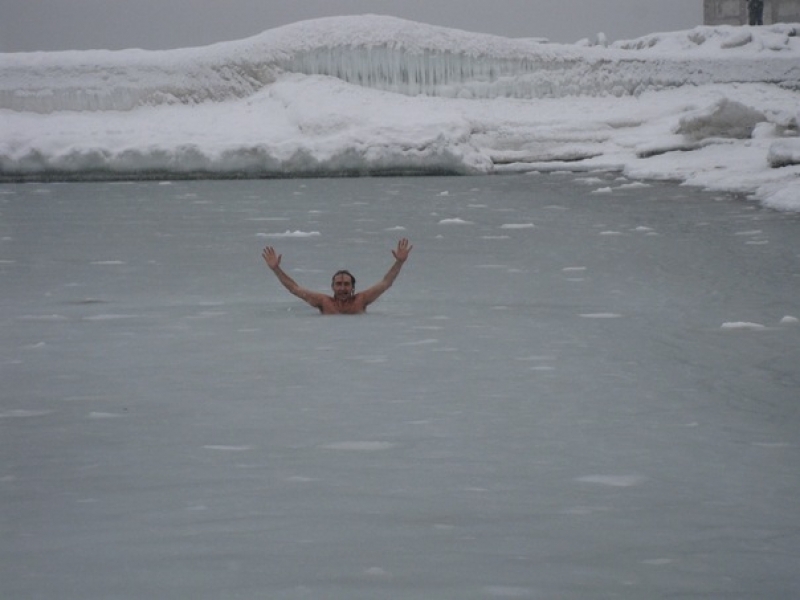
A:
[1,15,799,209]
[1,15,799,113]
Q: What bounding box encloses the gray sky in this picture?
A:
[1,0,703,53]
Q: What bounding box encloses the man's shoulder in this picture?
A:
[352,292,372,307]
[316,294,336,306]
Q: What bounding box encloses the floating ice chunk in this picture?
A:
[0,409,53,418]
[591,187,614,194]
[398,338,438,346]
[761,179,800,212]
[618,182,651,189]
[385,226,406,231]
[90,260,125,265]
[720,321,766,330]
[257,230,320,238]
[780,316,798,324]
[500,223,534,229]
[576,475,645,487]
[83,314,138,321]
[438,218,473,224]
[562,266,586,272]
[599,231,623,236]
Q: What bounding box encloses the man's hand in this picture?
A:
[262,246,281,270]
[392,238,413,263]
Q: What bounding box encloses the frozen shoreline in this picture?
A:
[2,16,799,210]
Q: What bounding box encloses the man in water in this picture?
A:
[262,238,412,314]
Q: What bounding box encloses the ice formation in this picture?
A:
[1,15,799,210]
[2,16,799,112]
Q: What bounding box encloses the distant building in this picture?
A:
[704,0,800,25]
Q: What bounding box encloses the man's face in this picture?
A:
[331,273,354,299]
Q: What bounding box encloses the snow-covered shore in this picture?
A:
[1,15,799,210]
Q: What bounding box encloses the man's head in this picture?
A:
[331,270,356,299]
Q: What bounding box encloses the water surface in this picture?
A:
[2,174,799,599]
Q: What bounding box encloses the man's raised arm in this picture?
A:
[262,246,326,308]
[358,238,413,307]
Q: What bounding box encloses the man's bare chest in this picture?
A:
[320,297,366,315]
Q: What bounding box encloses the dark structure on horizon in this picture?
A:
[704,0,800,26]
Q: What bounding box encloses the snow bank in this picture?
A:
[3,17,799,113]
[1,15,799,211]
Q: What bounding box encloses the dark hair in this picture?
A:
[331,269,356,288]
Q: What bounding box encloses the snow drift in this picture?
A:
[1,15,799,210]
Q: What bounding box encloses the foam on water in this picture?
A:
[721,321,767,330]
[257,231,320,238]
[0,409,53,418]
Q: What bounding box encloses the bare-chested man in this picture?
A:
[262,238,412,314]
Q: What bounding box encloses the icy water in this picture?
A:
[2,174,799,600]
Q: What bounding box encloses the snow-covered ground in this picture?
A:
[2,15,799,210]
